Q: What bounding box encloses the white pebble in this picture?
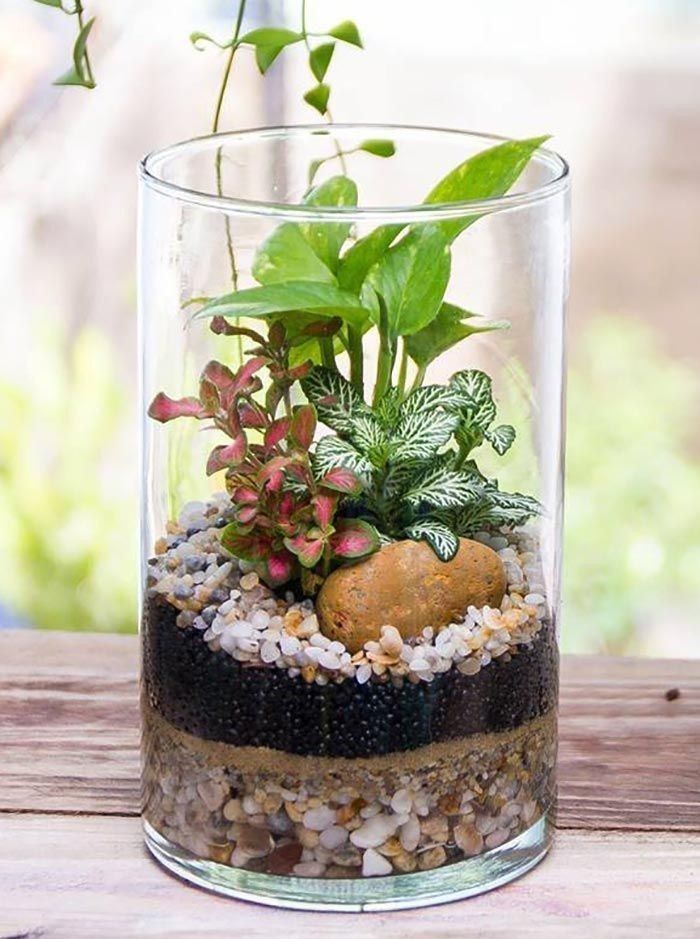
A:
[525,593,546,605]
[390,789,413,815]
[280,634,301,656]
[319,826,348,850]
[318,651,341,670]
[293,861,326,877]
[260,641,280,664]
[356,664,372,684]
[250,610,270,630]
[399,814,421,852]
[362,849,392,877]
[230,621,253,638]
[350,814,400,849]
[303,806,336,831]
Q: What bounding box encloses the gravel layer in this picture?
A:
[142,703,556,879]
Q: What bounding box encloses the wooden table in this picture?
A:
[1,632,698,938]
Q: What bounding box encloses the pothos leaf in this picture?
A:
[300,175,358,273]
[337,223,403,294]
[54,16,96,88]
[195,282,371,329]
[425,135,551,243]
[252,223,336,286]
[367,224,451,338]
[486,424,516,455]
[405,302,510,369]
[405,518,460,562]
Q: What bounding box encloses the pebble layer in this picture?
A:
[145,494,552,689]
[142,703,556,880]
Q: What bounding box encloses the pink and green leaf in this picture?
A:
[206,436,248,475]
[264,550,297,586]
[233,485,258,505]
[312,491,337,530]
[320,467,363,496]
[329,519,380,559]
[284,533,325,568]
[147,393,206,423]
[221,525,271,561]
[265,417,290,452]
[290,404,317,450]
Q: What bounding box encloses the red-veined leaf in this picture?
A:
[210,316,266,344]
[206,436,247,475]
[201,360,236,391]
[147,393,206,423]
[287,360,313,381]
[235,505,258,524]
[329,519,379,558]
[290,404,317,450]
[233,485,258,505]
[279,491,296,516]
[239,401,267,428]
[198,376,220,412]
[312,492,337,530]
[320,466,362,495]
[284,533,325,568]
[264,551,296,586]
[231,356,268,396]
[221,525,271,561]
[264,417,290,452]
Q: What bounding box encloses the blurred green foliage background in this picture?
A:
[1,315,697,653]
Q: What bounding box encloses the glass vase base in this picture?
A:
[143,816,552,912]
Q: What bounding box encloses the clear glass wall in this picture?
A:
[138,125,569,910]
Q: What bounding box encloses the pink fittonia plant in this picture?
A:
[148,321,379,587]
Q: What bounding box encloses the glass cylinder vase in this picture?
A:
[138,124,569,911]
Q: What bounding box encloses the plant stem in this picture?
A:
[319,337,338,370]
[347,325,364,393]
[397,341,408,396]
[372,297,396,405]
[213,0,248,292]
[410,364,427,391]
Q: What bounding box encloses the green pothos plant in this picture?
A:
[40,0,546,584]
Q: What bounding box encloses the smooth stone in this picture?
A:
[362,848,393,877]
[316,539,506,653]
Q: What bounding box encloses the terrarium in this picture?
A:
[139,124,569,910]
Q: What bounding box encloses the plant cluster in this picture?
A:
[149,133,547,587]
[148,321,378,587]
[303,367,538,561]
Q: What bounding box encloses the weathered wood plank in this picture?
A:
[0,632,698,831]
[0,815,698,939]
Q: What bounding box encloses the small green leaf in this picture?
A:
[54,16,96,88]
[240,27,303,47]
[486,424,516,455]
[328,20,363,47]
[367,224,451,338]
[252,224,336,286]
[405,518,460,562]
[34,0,63,7]
[304,83,331,115]
[405,302,509,369]
[425,135,550,242]
[300,175,358,272]
[359,139,396,158]
[255,44,284,72]
[195,283,370,329]
[309,42,335,81]
[190,31,230,50]
[337,224,403,294]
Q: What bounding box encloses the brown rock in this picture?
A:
[266,841,303,875]
[317,539,506,652]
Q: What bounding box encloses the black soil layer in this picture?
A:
[142,596,558,758]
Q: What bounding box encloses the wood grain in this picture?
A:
[0,815,698,939]
[0,632,697,830]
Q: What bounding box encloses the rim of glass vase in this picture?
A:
[140,123,569,222]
